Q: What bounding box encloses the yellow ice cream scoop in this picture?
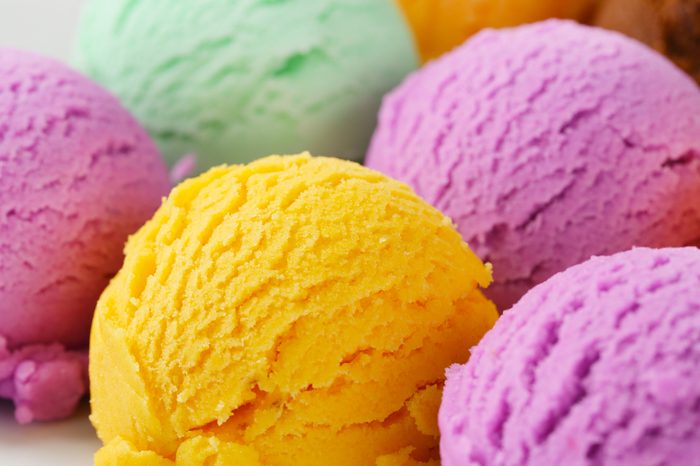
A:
[89,154,497,465]
[398,0,597,61]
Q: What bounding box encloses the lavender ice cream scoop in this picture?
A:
[366,20,700,310]
[0,49,170,422]
[439,247,700,465]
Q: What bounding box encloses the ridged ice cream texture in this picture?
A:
[90,154,497,465]
[366,20,700,310]
[0,49,170,348]
[398,0,596,61]
[440,247,700,465]
[0,49,169,423]
[74,0,418,172]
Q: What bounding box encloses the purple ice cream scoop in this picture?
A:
[439,247,700,465]
[0,49,170,422]
[366,20,700,310]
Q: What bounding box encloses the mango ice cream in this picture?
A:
[89,154,497,465]
[398,0,596,61]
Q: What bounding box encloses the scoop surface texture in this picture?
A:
[0,49,169,422]
[440,247,700,465]
[75,0,418,171]
[89,154,497,465]
[366,20,700,310]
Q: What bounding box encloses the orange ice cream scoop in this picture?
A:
[89,154,497,465]
[398,0,596,61]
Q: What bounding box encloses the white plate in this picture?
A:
[0,401,98,466]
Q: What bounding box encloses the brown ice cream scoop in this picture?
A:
[595,0,700,83]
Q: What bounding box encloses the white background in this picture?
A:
[0,2,98,465]
[0,0,86,62]
[0,402,97,466]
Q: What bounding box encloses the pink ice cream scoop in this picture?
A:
[439,247,700,465]
[366,20,700,310]
[0,49,170,423]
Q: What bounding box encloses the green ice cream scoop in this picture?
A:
[74,0,418,172]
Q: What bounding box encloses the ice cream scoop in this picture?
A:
[0,49,170,422]
[74,0,418,173]
[366,20,700,310]
[89,154,497,465]
[439,247,700,465]
[397,0,596,61]
[595,0,700,84]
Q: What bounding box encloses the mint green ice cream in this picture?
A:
[74,0,418,171]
